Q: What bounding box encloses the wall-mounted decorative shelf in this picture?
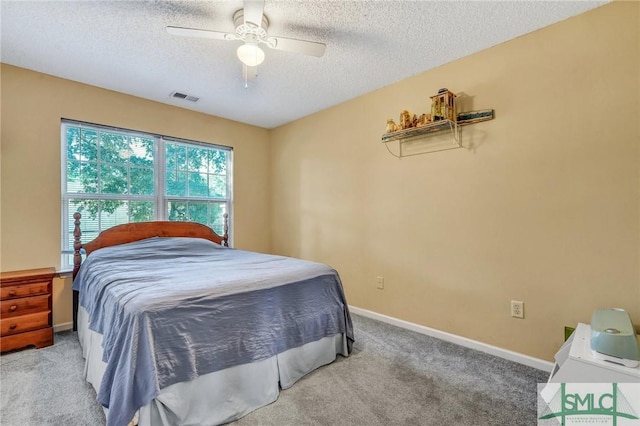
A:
[381,109,494,159]
[382,120,460,158]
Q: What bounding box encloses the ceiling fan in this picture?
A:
[166,0,326,79]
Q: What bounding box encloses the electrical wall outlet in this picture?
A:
[511,300,524,319]
[376,276,384,290]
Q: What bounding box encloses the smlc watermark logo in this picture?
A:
[538,383,640,425]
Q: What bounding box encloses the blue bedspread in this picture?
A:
[73,237,354,426]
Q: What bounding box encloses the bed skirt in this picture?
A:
[77,307,349,425]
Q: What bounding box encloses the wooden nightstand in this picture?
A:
[1,267,55,353]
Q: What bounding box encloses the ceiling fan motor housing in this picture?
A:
[233,10,269,40]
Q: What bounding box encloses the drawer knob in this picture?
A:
[8,290,17,297]
[9,324,17,330]
[9,305,17,312]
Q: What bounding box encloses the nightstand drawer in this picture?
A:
[0,311,50,336]
[0,295,49,316]
[0,282,49,300]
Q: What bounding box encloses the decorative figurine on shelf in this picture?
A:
[385,118,398,133]
[430,88,457,122]
[416,113,431,127]
[399,110,413,130]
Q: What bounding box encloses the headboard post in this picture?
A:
[223,213,229,247]
[72,212,82,331]
[72,212,83,280]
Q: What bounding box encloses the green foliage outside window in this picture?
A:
[62,122,231,259]
[66,127,157,220]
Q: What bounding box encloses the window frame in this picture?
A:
[60,119,233,269]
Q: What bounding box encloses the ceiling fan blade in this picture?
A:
[166,26,233,41]
[243,0,265,28]
[266,36,326,57]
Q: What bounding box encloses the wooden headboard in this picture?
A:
[71,211,229,330]
[71,212,229,278]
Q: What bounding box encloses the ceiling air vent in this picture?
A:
[170,91,200,102]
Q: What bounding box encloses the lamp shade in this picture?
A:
[237,43,265,67]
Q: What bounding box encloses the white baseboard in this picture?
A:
[53,322,73,333]
[349,305,554,373]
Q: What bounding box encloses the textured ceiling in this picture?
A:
[1,0,606,129]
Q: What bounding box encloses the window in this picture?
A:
[61,120,232,268]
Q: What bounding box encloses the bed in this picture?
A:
[70,212,354,426]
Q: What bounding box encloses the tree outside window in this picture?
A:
[62,120,232,267]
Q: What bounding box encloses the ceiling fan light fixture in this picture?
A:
[237,42,265,67]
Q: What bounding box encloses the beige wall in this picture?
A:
[0,65,271,326]
[269,2,640,361]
